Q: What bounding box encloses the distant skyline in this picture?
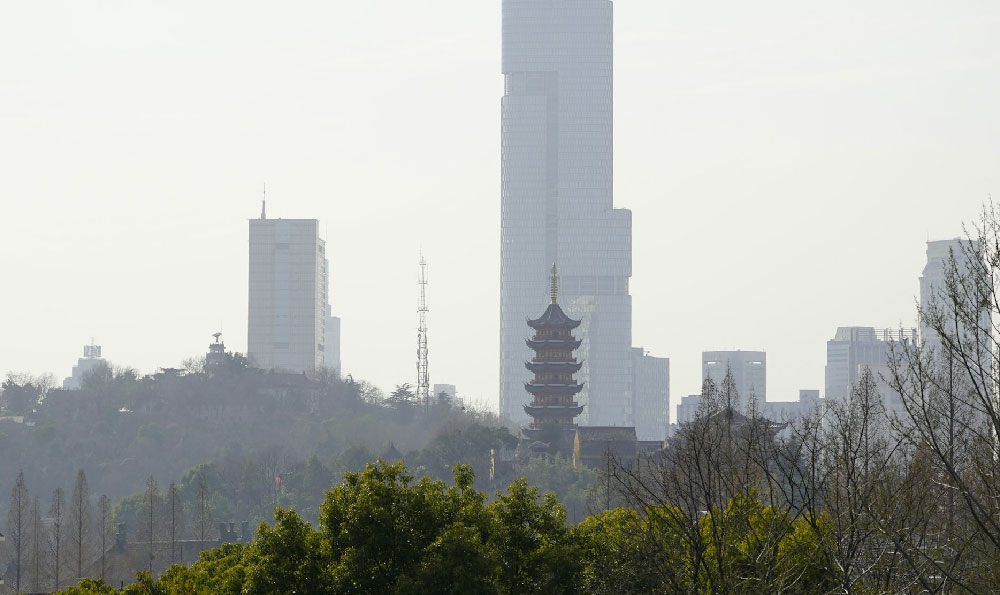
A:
[1,1,998,412]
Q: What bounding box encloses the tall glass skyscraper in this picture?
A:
[500,0,633,426]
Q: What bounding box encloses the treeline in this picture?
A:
[0,354,521,526]
[3,469,115,593]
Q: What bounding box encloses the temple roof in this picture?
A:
[527,303,581,330]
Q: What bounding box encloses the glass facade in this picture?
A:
[500,0,633,426]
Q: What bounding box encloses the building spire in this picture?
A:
[261,182,267,220]
[550,263,559,304]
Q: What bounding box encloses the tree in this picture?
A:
[68,469,94,582]
[879,204,1000,591]
[166,482,183,566]
[97,494,112,581]
[140,476,160,576]
[5,469,30,592]
[191,475,213,543]
[28,496,46,593]
[50,486,67,590]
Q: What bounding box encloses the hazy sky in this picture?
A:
[2,1,998,415]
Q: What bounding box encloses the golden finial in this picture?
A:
[550,263,559,304]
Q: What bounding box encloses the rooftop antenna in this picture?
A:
[261,183,267,220]
[417,253,430,410]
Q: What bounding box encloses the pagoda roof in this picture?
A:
[527,303,581,330]
[523,404,584,416]
[525,360,583,374]
[524,382,584,397]
[526,338,582,351]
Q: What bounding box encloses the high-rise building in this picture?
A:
[631,348,670,441]
[248,213,327,374]
[825,327,917,403]
[920,239,985,353]
[499,0,632,427]
[676,394,702,425]
[63,342,106,389]
[702,350,766,410]
[325,306,341,375]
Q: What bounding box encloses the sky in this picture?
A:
[1,1,998,416]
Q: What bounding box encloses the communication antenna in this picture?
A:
[261,182,267,220]
[417,254,430,409]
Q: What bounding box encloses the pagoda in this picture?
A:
[522,265,584,440]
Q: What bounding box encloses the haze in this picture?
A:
[1,1,997,411]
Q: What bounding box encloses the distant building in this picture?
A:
[920,239,989,353]
[433,383,456,400]
[676,394,702,425]
[205,332,227,370]
[325,307,341,375]
[825,327,917,402]
[574,426,638,469]
[764,390,822,422]
[248,211,327,374]
[631,348,670,441]
[63,342,106,389]
[702,350,766,409]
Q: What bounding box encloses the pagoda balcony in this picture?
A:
[524,360,583,374]
[523,382,583,397]
[525,338,582,351]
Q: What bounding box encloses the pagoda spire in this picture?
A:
[550,263,559,304]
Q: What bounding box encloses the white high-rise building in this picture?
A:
[920,239,986,353]
[702,351,766,410]
[825,327,917,403]
[325,306,341,375]
[499,0,632,427]
[248,213,327,374]
[63,342,106,389]
[631,348,670,441]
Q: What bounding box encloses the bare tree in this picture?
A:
[167,482,184,565]
[97,494,111,581]
[191,475,214,542]
[67,469,93,581]
[48,487,65,591]
[28,496,46,594]
[5,469,30,592]
[888,204,1000,591]
[141,476,160,576]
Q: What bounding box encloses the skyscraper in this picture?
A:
[702,350,766,410]
[920,239,984,354]
[500,0,632,426]
[248,213,327,374]
[631,348,670,441]
[824,326,917,403]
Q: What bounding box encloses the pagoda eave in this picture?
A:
[523,405,584,416]
[524,360,583,374]
[524,382,583,397]
[525,338,582,351]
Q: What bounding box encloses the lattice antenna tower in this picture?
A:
[416,254,430,409]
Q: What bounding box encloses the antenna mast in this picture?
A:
[417,254,430,409]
